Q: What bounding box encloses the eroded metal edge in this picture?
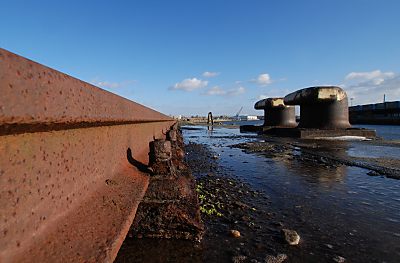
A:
[0,48,177,263]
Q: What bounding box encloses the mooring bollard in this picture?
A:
[207,111,214,126]
[284,86,351,129]
[254,98,297,128]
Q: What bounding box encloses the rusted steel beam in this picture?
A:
[284,86,351,129]
[0,48,175,263]
[254,98,297,128]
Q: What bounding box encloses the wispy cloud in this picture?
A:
[170,78,208,91]
[91,79,137,89]
[251,73,272,86]
[257,94,268,100]
[345,70,395,84]
[256,87,292,101]
[202,71,220,78]
[204,86,246,97]
[343,70,400,104]
[227,86,246,96]
[205,86,226,95]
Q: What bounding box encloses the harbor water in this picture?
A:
[117,123,400,262]
[182,123,400,262]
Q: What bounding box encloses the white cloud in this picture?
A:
[96,81,121,89]
[227,86,246,96]
[255,87,292,102]
[205,86,226,95]
[343,70,400,105]
[91,79,136,89]
[202,71,220,78]
[204,86,246,97]
[257,94,268,100]
[170,78,208,91]
[345,70,395,82]
[251,73,272,86]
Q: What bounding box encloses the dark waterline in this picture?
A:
[352,124,400,140]
[225,120,400,140]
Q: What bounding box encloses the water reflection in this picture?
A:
[347,143,400,159]
[285,158,347,188]
[183,126,400,262]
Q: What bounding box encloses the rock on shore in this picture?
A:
[281,229,300,245]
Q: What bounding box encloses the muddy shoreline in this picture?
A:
[185,142,288,262]
[116,125,400,262]
[182,126,400,263]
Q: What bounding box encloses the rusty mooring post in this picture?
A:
[254,98,297,128]
[207,111,214,126]
[284,86,351,129]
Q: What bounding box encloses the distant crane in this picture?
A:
[235,106,243,120]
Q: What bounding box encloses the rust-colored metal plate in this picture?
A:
[0,48,171,134]
[0,48,176,262]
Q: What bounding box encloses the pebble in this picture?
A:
[230,229,241,238]
[234,201,249,209]
[265,253,288,263]
[325,244,334,249]
[367,170,380,176]
[281,229,300,245]
[232,255,247,263]
[333,255,346,262]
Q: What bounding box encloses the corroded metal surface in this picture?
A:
[284,86,351,129]
[254,98,286,109]
[254,98,297,128]
[0,48,171,135]
[284,86,347,105]
[129,127,204,241]
[0,48,175,262]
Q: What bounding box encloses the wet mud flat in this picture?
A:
[182,126,400,263]
[116,126,400,262]
[233,138,400,179]
[116,141,291,263]
[184,142,295,263]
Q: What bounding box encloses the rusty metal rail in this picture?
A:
[0,48,175,262]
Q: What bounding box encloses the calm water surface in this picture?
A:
[184,125,400,262]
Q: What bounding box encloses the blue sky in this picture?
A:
[1,0,400,116]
